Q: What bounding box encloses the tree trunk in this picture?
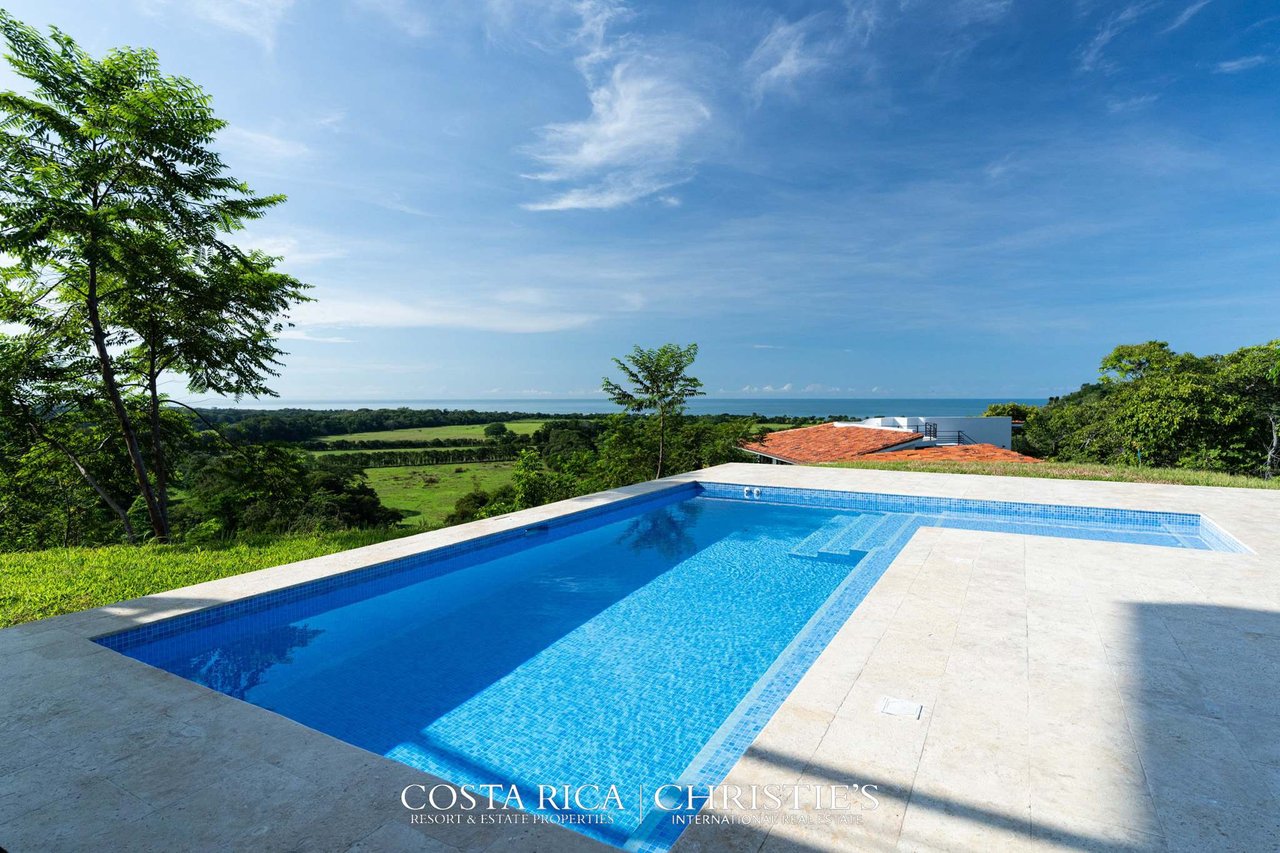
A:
[86,260,167,541]
[18,406,137,543]
[656,409,665,480]
[145,333,171,539]
[1266,411,1279,479]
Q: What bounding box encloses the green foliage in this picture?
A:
[483,422,510,438]
[602,343,705,478]
[1024,340,1280,477]
[0,13,308,541]
[312,446,517,469]
[203,409,568,443]
[446,410,757,521]
[178,446,401,538]
[982,402,1036,421]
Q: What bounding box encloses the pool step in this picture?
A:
[856,512,914,552]
[792,513,884,560]
[792,512,918,564]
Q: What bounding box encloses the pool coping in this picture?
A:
[3,463,1278,852]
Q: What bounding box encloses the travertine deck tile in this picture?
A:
[2,463,1277,852]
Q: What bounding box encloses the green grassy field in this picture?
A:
[0,462,520,628]
[319,420,547,443]
[830,458,1280,489]
[365,461,517,525]
[0,528,416,628]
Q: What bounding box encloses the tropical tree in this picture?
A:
[602,343,704,478]
[0,14,308,541]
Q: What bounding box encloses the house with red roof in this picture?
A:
[741,416,1040,465]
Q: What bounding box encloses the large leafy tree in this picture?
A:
[1024,339,1280,477]
[0,14,308,541]
[602,343,704,479]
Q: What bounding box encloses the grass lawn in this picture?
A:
[0,462,518,628]
[0,528,416,628]
[319,419,548,443]
[365,461,517,526]
[830,458,1280,489]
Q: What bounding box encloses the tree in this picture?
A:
[0,14,308,541]
[982,402,1036,421]
[1021,339,1280,476]
[180,446,400,538]
[483,422,510,438]
[602,343,704,479]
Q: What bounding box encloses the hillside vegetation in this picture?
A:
[833,458,1280,489]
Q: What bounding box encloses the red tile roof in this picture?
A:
[874,444,1042,463]
[742,423,923,464]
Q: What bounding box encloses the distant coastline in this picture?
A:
[198,397,1050,418]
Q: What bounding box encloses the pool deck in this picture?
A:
[2,463,1278,852]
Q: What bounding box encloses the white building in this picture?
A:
[844,416,1012,449]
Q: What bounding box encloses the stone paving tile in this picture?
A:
[345,820,463,852]
[1027,814,1166,851]
[3,464,1279,852]
[0,760,154,850]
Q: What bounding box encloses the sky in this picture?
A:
[3,0,1278,401]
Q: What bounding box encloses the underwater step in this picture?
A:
[792,513,883,559]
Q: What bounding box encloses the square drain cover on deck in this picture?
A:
[878,697,924,719]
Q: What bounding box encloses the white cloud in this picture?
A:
[316,110,347,130]
[292,294,601,333]
[950,0,1013,26]
[354,0,431,37]
[745,16,835,102]
[752,344,784,349]
[1107,93,1160,113]
[237,232,347,265]
[1214,55,1268,73]
[219,127,312,162]
[150,0,296,49]
[277,330,355,344]
[1077,4,1153,73]
[522,58,711,211]
[1163,0,1212,33]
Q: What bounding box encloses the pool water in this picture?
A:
[97,483,1245,851]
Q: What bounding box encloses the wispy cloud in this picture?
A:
[219,127,312,162]
[522,57,711,211]
[151,0,296,49]
[514,1,711,211]
[745,16,836,102]
[237,232,347,265]
[949,0,1013,27]
[1163,0,1212,33]
[277,330,356,344]
[1077,4,1154,73]
[1107,93,1160,113]
[294,293,601,334]
[1214,55,1268,73]
[354,0,431,37]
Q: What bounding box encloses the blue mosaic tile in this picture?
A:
[93,479,1249,853]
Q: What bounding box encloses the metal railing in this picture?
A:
[923,428,977,446]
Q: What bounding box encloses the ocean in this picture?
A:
[211,397,1047,418]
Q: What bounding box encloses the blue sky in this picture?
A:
[5,0,1278,400]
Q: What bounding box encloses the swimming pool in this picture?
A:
[96,482,1246,851]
